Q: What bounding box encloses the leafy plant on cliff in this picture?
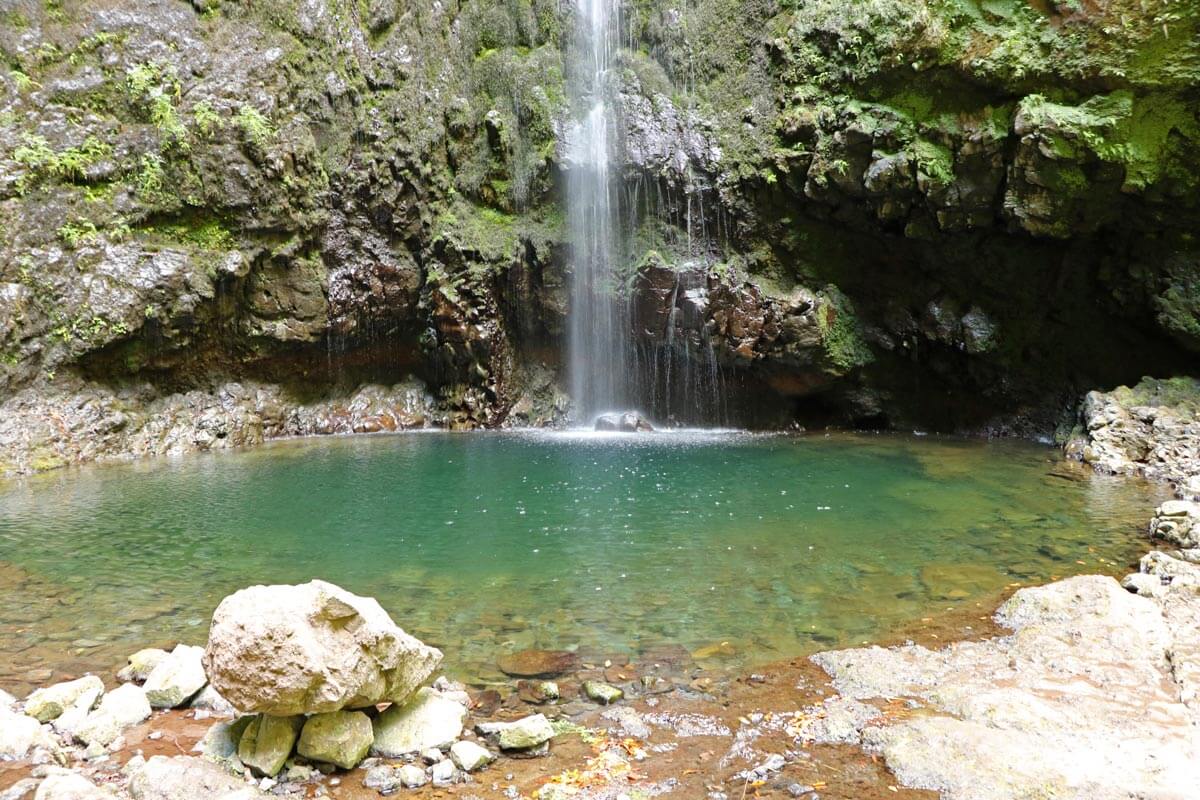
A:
[134,153,166,201]
[191,100,221,137]
[236,105,274,148]
[12,134,112,194]
[57,219,100,248]
[125,61,188,149]
[9,69,38,92]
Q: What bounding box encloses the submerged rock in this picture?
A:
[296,710,373,770]
[517,680,560,703]
[203,580,442,716]
[370,688,466,756]
[497,650,579,678]
[143,644,207,709]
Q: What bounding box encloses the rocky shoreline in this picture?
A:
[3,374,1197,484]
[2,491,1198,800]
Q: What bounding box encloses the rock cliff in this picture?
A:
[1,0,1197,470]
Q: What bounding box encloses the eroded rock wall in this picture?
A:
[1,0,1198,471]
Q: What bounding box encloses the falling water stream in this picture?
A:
[566,0,631,421]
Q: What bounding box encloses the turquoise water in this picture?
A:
[0,431,1167,691]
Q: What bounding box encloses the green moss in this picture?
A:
[139,216,237,251]
[911,139,954,185]
[1109,376,1200,414]
[817,288,874,373]
[1018,91,1199,191]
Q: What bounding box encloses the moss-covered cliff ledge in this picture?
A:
[0,0,1197,466]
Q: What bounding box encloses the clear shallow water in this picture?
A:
[0,431,1168,691]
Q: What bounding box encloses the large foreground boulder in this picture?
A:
[203,580,442,716]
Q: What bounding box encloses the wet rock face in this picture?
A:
[0,0,567,455]
[0,0,1197,459]
[628,258,848,391]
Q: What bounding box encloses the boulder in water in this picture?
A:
[593,412,654,433]
[203,580,442,716]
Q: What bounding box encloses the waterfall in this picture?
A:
[566,0,630,422]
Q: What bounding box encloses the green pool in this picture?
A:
[0,431,1167,691]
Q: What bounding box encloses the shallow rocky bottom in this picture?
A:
[4,521,1199,800]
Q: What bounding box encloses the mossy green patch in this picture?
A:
[817,288,874,373]
[1018,91,1200,191]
